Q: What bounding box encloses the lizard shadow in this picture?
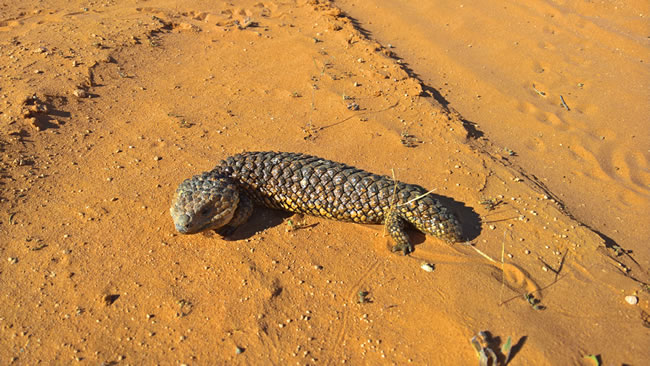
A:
[406,195,481,252]
[433,193,482,242]
[224,207,293,241]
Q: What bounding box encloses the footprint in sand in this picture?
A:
[522,135,547,153]
[0,20,23,31]
[411,245,541,300]
[596,143,650,195]
[496,262,540,297]
[541,112,568,131]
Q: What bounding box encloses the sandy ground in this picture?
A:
[336,0,650,287]
[0,0,648,364]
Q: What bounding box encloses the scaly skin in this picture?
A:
[170,151,463,254]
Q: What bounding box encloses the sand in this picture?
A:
[0,0,647,364]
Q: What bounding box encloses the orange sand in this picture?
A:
[1,0,648,364]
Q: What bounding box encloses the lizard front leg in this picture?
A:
[216,192,254,237]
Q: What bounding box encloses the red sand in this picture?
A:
[1,0,647,364]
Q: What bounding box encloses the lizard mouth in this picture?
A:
[172,213,192,234]
[173,215,217,234]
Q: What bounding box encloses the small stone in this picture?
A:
[625,295,638,305]
[73,89,88,98]
[236,346,245,354]
[153,156,162,161]
[420,263,434,272]
[8,257,18,264]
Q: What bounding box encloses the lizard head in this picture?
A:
[170,172,240,234]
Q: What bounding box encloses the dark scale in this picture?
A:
[170,151,463,254]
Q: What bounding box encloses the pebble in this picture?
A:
[420,263,434,272]
[73,89,88,98]
[625,295,638,305]
[236,346,245,354]
[153,156,162,161]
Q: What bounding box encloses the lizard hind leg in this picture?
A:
[216,192,254,237]
[384,210,413,255]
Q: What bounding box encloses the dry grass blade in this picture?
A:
[381,168,400,239]
[467,243,498,264]
[396,188,437,207]
[390,168,398,207]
